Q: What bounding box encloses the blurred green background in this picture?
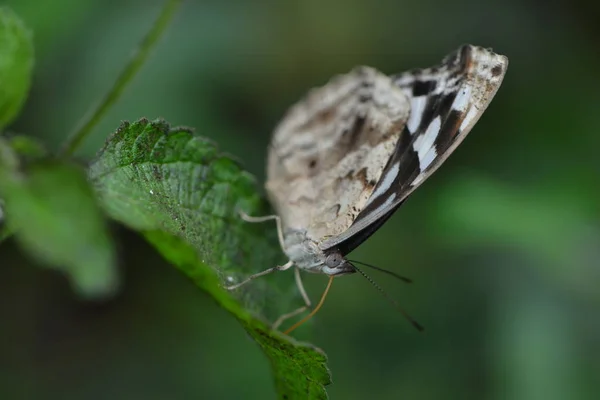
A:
[2,0,599,399]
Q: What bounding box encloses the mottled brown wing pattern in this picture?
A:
[266,67,410,242]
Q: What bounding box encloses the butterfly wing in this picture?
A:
[323,45,508,252]
[266,67,410,242]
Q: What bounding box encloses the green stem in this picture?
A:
[59,0,183,156]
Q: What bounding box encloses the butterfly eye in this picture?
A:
[325,253,341,267]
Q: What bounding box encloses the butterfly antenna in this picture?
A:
[284,276,334,335]
[348,259,413,283]
[352,264,424,332]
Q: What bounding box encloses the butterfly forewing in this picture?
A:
[322,45,508,251]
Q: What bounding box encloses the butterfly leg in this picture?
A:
[272,267,312,330]
[225,260,294,290]
[239,211,286,250]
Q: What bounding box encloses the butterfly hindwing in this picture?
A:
[266,67,410,242]
[322,45,508,252]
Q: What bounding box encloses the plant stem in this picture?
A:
[59,0,183,156]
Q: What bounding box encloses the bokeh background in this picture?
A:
[2,0,599,399]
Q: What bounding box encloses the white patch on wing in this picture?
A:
[407,96,427,133]
[413,116,441,171]
[460,105,480,132]
[367,161,399,205]
[420,146,437,171]
[453,86,472,112]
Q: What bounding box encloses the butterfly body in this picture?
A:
[281,229,355,276]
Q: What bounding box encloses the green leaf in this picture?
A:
[88,118,331,399]
[0,134,46,241]
[0,137,118,299]
[6,134,46,159]
[0,7,34,129]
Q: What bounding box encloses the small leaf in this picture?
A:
[0,137,118,299]
[0,134,46,241]
[0,7,34,129]
[89,118,331,399]
[6,134,46,159]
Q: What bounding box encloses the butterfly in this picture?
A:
[227,44,508,333]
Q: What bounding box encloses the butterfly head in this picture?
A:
[321,249,356,276]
